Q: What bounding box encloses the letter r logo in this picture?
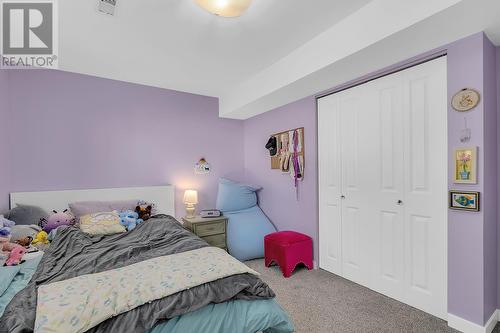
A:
[2,2,53,55]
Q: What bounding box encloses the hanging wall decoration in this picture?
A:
[453,147,477,184]
[449,191,480,211]
[266,127,305,199]
[459,117,471,143]
[194,158,211,175]
[451,88,480,112]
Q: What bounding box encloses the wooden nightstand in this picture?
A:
[182,215,228,251]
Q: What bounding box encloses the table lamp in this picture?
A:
[183,190,198,218]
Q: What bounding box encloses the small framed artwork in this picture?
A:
[454,147,477,184]
[451,88,480,112]
[449,191,480,211]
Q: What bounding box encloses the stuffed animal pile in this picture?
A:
[119,211,143,231]
[0,216,29,266]
[119,205,153,231]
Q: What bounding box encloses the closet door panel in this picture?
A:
[318,95,342,274]
[402,57,447,319]
[339,86,375,286]
[339,90,363,283]
[370,77,406,299]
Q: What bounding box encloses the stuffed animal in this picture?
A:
[15,236,33,248]
[135,205,152,221]
[32,230,49,245]
[39,209,76,233]
[0,216,15,237]
[5,246,26,266]
[1,241,19,252]
[119,211,143,231]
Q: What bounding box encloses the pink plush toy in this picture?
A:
[5,246,26,266]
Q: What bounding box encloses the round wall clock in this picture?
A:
[451,88,480,112]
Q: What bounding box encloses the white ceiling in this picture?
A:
[58,0,500,119]
[59,0,371,97]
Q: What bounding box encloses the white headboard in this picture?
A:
[10,185,175,216]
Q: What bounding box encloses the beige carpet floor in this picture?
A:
[245,259,499,333]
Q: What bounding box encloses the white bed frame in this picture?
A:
[10,185,175,216]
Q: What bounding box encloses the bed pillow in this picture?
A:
[79,211,126,235]
[9,225,41,242]
[216,178,259,212]
[5,204,49,226]
[69,200,138,218]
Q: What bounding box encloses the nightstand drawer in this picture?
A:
[202,234,226,248]
[195,222,225,237]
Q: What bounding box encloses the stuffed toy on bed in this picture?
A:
[0,216,15,237]
[135,205,153,221]
[5,246,26,266]
[39,209,76,233]
[119,211,143,231]
[32,230,49,245]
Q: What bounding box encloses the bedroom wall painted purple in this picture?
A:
[446,33,487,325]
[480,34,498,324]
[243,32,498,325]
[0,70,10,212]
[243,96,318,259]
[3,69,245,217]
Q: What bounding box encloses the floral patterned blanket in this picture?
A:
[34,247,259,333]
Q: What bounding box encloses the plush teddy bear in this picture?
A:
[119,211,143,231]
[0,216,15,237]
[135,205,153,221]
[15,236,33,247]
[39,210,76,233]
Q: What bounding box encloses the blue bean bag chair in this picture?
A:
[216,178,276,261]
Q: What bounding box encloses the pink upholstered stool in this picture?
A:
[264,231,313,278]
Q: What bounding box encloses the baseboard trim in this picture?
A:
[448,310,499,333]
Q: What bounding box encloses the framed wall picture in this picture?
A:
[454,147,477,184]
[449,191,480,211]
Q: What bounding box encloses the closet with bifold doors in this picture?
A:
[317,56,448,319]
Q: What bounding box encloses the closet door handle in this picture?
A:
[341,195,346,199]
[397,200,404,206]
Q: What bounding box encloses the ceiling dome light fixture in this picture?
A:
[195,0,253,17]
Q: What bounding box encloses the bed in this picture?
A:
[0,186,293,333]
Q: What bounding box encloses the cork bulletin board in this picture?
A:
[270,127,305,171]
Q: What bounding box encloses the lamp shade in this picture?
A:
[195,0,253,17]
[183,190,199,205]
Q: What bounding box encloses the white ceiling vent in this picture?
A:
[98,0,116,16]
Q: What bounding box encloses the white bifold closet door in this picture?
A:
[318,57,447,319]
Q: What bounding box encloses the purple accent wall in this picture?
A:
[243,32,498,325]
[2,69,245,217]
[0,70,10,212]
[243,96,318,259]
[446,33,487,324]
[482,35,498,323]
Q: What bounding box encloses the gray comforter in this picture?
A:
[0,216,275,333]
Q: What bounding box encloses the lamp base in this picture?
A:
[185,205,196,218]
